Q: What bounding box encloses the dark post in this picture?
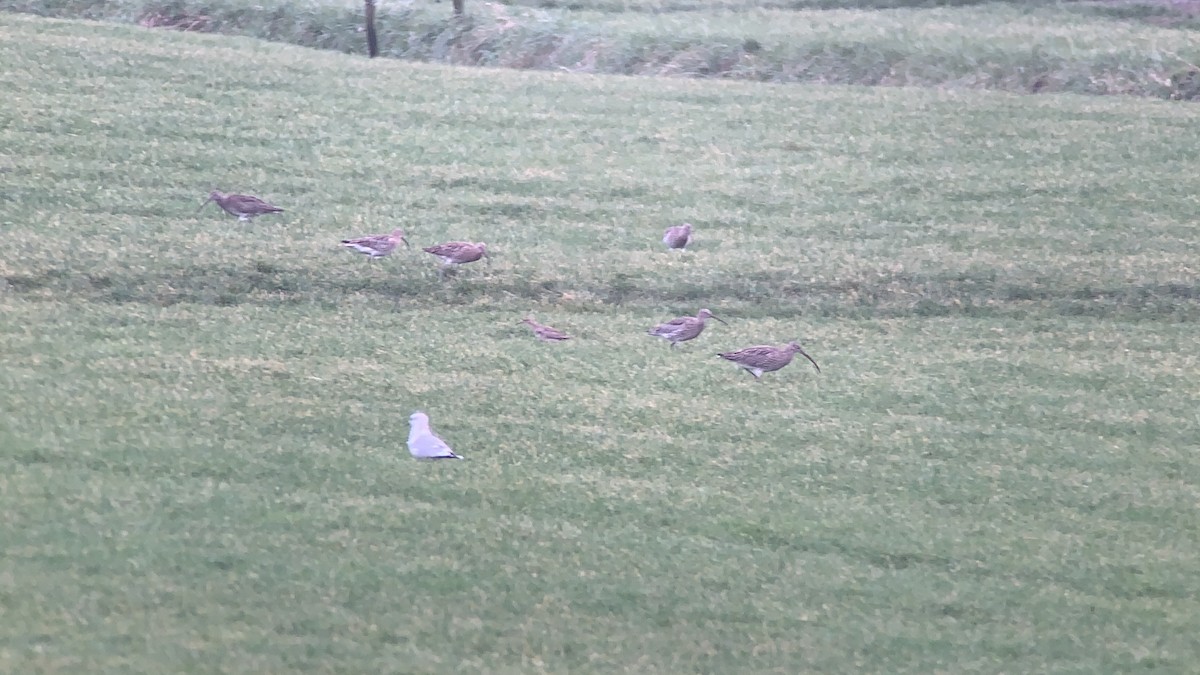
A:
[365,0,379,58]
[452,0,464,16]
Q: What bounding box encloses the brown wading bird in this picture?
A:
[341,228,409,261]
[197,191,284,222]
[717,341,820,380]
[520,316,571,342]
[422,241,488,280]
[648,308,726,348]
[662,222,693,250]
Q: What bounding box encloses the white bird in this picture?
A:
[407,411,464,460]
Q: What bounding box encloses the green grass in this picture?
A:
[5,0,1200,97]
[3,11,1200,672]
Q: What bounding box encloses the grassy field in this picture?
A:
[3,11,1200,673]
[7,0,1200,97]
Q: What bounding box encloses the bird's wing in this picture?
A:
[658,317,690,329]
[409,433,458,459]
[229,194,279,212]
[457,245,485,262]
[540,327,571,340]
[424,242,466,257]
[252,196,283,212]
[342,235,388,251]
[719,345,773,362]
[652,317,691,335]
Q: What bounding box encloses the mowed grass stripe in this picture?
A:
[2,12,1199,673]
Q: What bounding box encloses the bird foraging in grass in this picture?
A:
[422,241,488,280]
[407,411,464,460]
[717,341,820,380]
[521,316,571,342]
[341,228,409,260]
[648,308,726,348]
[662,222,693,250]
[197,190,284,222]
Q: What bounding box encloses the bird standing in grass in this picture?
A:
[717,341,820,380]
[521,316,571,342]
[407,411,464,460]
[341,228,409,261]
[197,190,284,222]
[648,308,726,348]
[662,222,693,250]
[422,241,488,280]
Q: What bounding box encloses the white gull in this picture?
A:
[407,411,464,460]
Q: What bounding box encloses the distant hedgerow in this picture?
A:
[4,0,1200,99]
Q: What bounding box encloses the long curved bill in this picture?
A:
[797,346,820,373]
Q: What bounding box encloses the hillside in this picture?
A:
[6,0,1200,97]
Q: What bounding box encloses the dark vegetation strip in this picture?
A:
[3,0,1200,98]
[6,266,1199,322]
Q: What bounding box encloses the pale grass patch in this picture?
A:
[540,470,675,501]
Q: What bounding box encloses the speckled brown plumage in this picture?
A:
[662,222,693,250]
[422,241,488,279]
[198,191,284,221]
[341,228,408,260]
[717,341,820,379]
[521,316,571,342]
[648,308,725,348]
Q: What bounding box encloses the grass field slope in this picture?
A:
[2,11,1200,673]
[7,0,1200,97]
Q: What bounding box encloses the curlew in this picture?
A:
[341,228,409,261]
[716,341,820,380]
[197,190,284,222]
[648,308,726,348]
[662,222,693,250]
[422,241,488,280]
[407,411,464,460]
[521,316,571,342]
